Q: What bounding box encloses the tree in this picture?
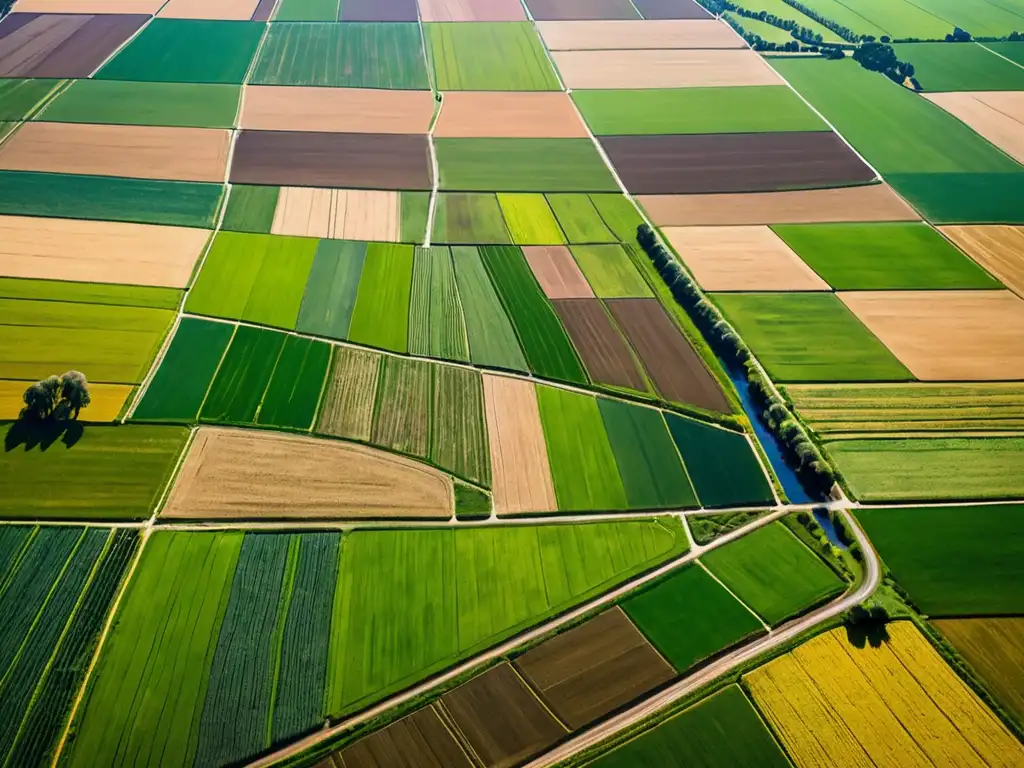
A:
[19,371,91,421]
[60,370,91,418]
[22,377,60,420]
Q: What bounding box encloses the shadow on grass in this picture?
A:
[4,417,85,452]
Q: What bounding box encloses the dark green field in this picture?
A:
[254,336,331,430]
[199,326,285,424]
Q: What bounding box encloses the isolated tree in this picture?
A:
[59,370,91,418]
[22,377,60,420]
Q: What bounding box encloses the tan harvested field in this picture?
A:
[839,290,1024,381]
[482,374,556,515]
[514,607,675,729]
[418,0,526,21]
[664,225,830,291]
[241,86,434,134]
[941,225,1024,298]
[316,346,383,442]
[157,0,260,18]
[0,379,131,421]
[551,49,781,89]
[434,92,587,138]
[0,215,209,288]
[0,122,230,182]
[538,19,743,50]
[638,185,916,226]
[161,426,454,520]
[924,92,1024,165]
[522,245,595,299]
[271,187,400,241]
[12,0,164,11]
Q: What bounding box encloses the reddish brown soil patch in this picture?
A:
[335,706,473,767]
[553,299,647,391]
[0,13,146,78]
[632,0,711,18]
[251,0,275,20]
[526,0,639,20]
[522,245,594,299]
[434,92,587,138]
[341,0,419,20]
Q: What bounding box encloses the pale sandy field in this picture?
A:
[924,91,1024,165]
[523,245,595,299]
[538,19,742,50]
[941,225,1024,298]
[270,187,400,241]
[241,86,434,133]
[434,92,587,138]
[417,0,526,21]
[0,379,131,421]
[157,0,260,18]
[551,49,781,89]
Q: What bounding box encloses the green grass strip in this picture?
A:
[221,185,279,233]
[348,243,414,353]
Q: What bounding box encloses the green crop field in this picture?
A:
[572,87,827,136]
[591,685,791,767]
[571,245,653,298]
[724,12,796,44]
[275,0,340,21]
[400,191,430,242]
[133,317,235,422]
[0,424,189,519]
[435,139,619,193]
[857,503,1024,614]
[623,565,764,671]
[828,437,1024,501]
[451,246,530,372]
[427,22,559,90]
[96,20,265,84]
[0,171,223,227]
[432,193,512,244]
[0,277,181,310]
[537,386,628,511]
[713,292,912,382]
[222,184,278,233]
[771,222,1001,290]
[598,398,697,509]
[702,521,845,625]
[371,356,433,459]
[886,172,1024,224]
[408,246,470,362]
[498,193,566,245]
[665,415,773,508]
[479,245,587,383]
[987,41,1024,66]
[546,194,616,244]
[38,80,241,127]
[431,366,490,486]
[315,346,381,442]
[797,0,949,38]
[347,244,414,354]
[255,336,331,430]
[912,0,1024,38]
[591,194,646,242]
[199,325,285,424]
[730,0,845,41]
[893,43,1024,92]
[252,23,429,88]
[294,239,367,341]
[0,79,63,120]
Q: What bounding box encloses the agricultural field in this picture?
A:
[892,42,1024,92]
[925,91,1024,167]
[427,22,560,90]
[935,617,1024,721]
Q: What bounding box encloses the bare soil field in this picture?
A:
[271,187,400,241]
[638,184,916,226]
[337,706,473,767]
[632,0,711,18]
[434,92,587,138]
[839,290,1024,381]
[515,607,675,729]
[538,19,742,50]
[526,0,639,19]
[317,347,382,442]
[417,0,526,20]
[0,214,209,287]
[925,92,1024,165]
[14,0,163,11]
[603,133,875,194]
[0,13,147,78]
[341,0,419,21]
[523,245,595,299]
[553,299,648,390]
[157,0,260,19]
[482,374,556,515]
[0,121,230,182]
[231,130,432,190]
[440,663,567,768]
[663,225,830,292]
[241,86,434,134]
[609,297,730,412]
[941,225,1024,297]
[551,48,780,89]
[161,426,454,520]
[251,0,274,20]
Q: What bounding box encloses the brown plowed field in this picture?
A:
[440,663,567,768]
[551,48,779,89]
[317,347,382,442]
[522,245,595,299]
[632,0,711,18]
[482,374,556,515]
[602,133,875,194]
[161,426,454,520]
[553,299,647,390]
[342,0,419,20]
[158,0,260,19]
[0,215,209,288]
[514,607,675,729]
[941,225,1024,298]
[839,290,1024,381]
[230,130,432,190]
[335,706,474,767]
[0,13,146,78]
[0,122,231,182]
[608,297,730,412]
[271,187,400,241]
[251,0,275,20]
[638,184,916,226]
[15,0,163,12]
[925,92,1024,165]
[538,19,741,50]
[434,92,587,138]
[241,86,434,134]
[663,225,830,292]
[418,0,526,20]
[526,0,639,20]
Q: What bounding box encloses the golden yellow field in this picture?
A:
[0,380,132,421]
[745,622,1024,768]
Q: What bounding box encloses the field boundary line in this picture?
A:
[85,0,173,78]
[424,95,442,247]
[696,558,771,633]
[977,41,1024,71]
[149,425,197,522]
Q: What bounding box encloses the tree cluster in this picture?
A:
[945,26,972,42]
[22,371,92,421]
[852,41,915,83]
[779,0,862,42]
[635,225,836,497]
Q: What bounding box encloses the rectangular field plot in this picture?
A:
[436,138,617,193]
[427,22,560,91]
[418,0,526,20]
[859,504,1024,615]
[0,424,189,519]
[935,618,1024,722]
[632,0,711,18]
[252,23,429,88]
[552,49,781,89]
[10,0,162,12]
[514,608,675,729]
[887,172,1024,225]
[894,42,1024,92]
[432,193,511,244]
[348,243,415,353]
[199,325,284,423]
[342,0,419,21]
[0,525,139,768]
[942,224,1024,296]
[97,19,264,84]
[271,188,402,241]
[571,244,653,298]
[0,378,132,421]
[523,245,594,299]
[294,240,366,339]
[0,78,63,120]
[0,13,148,78]
[431,365,490,486]
[746,623,1024,768]
[316,345,381,442]
[254,336,331,430]
[829,437,1024,502]
[539,19,736,49]
[273,0,339,20]
[453,248,529,372]
[713,292,912,382]
[336,706,473,766]
[408,246,470,362]
[371,356,433,459]
[554,299,647,391]
[527,0,639,19]
[434,92,586,139]
[0,277,181,309]
[546,194,616,243]
[158,0,262,18]
[573,86,826,135]
[498,193,566,245]
[240,85,433,134]
[925,91,1024,167]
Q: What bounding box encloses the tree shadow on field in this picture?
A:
[4,417,85,452]
[844,618,891,649]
